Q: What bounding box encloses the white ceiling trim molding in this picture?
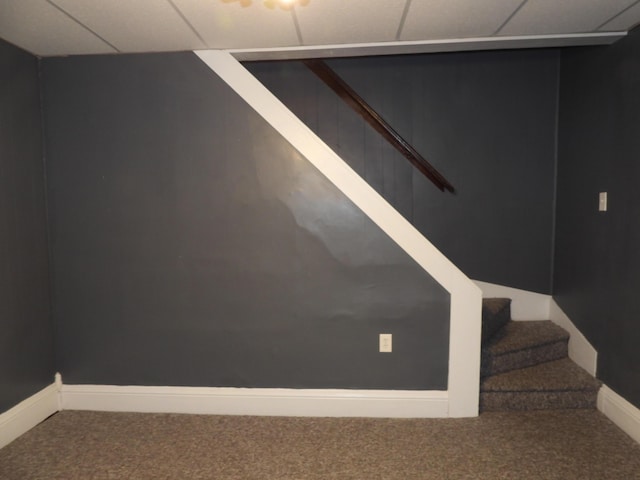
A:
[230,32,626,61]
[0,0,637,57]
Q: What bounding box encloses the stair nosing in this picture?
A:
[480,358,601,392]
[488,338,568,358]
[483,321,569,356]
[481,386,601,394]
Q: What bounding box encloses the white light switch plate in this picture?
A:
[599,192,607,212]
[379,333,392,353]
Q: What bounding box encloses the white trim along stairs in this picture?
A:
[480,298,601,411]
[1,285,639,448]
[194,50,483,418]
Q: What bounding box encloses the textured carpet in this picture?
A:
[484,322,569,357]
[1,410,639,479]
[482,358,600,392]
[481,298,511,343]
[481,321,569,377]
[480,358,602,411]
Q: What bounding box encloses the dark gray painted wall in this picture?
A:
[0,39,54,413]
[247,50,560,294]
[555,28,640,408]
[42,52,450,390]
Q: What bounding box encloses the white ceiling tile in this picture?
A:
[296,0,407,45]
[50,0,206,52]
[500,0,638,35]
[2,0,640,57]
[400,0,524,41]
[0,0,116,56]
[599,2,640,31]
[172,0,299,49]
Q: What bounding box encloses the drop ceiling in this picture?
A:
[1,0,639,59]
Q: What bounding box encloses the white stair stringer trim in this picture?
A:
[60,385,448,418]
[598,385,640,445]
[473,282,597,376]
[194,50,482,418]
[0,381,60,450]
[473,280,551,320]
[549,300,597,376]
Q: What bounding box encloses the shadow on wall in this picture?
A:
[42,51,450,391]
[247,51,559,295]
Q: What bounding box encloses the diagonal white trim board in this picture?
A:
[0,382,60,450]
[60,385,448,418]
[195,50,482,418]
[598,385,640,445]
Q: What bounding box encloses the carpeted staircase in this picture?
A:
[480,298,602,412]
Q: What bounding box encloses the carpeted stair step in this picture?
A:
[482,298,511,344]
[480,358,602,412]
[481,320,570,377]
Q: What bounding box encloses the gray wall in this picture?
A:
[3,22,638,409]
[42,52,450,390]
[0,39,54,413]
[248,50,560,294]
[555,28,640,408]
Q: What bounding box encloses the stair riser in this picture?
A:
[480,390,599,412]
[481,299,511,344]
[482,341,569,377]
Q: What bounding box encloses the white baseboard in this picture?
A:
[0,382,60,450]
[60,384,449,418]
[549,300,597,376]
[473,280,551,320]
[598,385,640,445]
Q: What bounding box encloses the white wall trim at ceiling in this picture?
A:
[0,381,60,450]
[229,32,626,61]
[60,384,449,418]
[194,50,482,418]
[598,385,640,445]
[473,280,552,320]
[549,300,598,377]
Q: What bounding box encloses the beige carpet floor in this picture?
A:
[1,409,639,479]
